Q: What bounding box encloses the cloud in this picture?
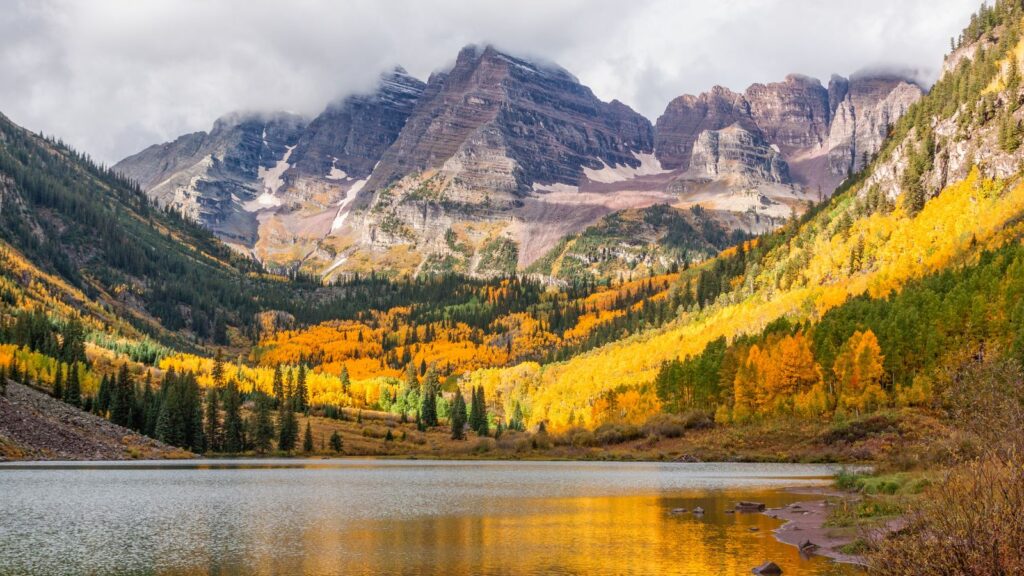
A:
[0,0,980,163]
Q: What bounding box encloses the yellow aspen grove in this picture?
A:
[833,330,887,414]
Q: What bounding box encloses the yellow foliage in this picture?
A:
[833,330,887,413]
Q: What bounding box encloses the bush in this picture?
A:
[821,413,898,445]
[593,423,643,445]
[680,410,714,430]
[868,454,1024,574]
[555,427,597,447]
[642,414,686,438]
[361,426,388,439]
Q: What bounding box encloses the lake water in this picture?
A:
[0,459,858,575]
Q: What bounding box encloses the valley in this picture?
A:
[1,0,1024,573]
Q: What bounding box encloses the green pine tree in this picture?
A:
[295,364,308,412]
[52,362,64,401]
[204,387,221,453]
[253,397,275,454]
[450,388,467,440]
[303,420,314,452]
[278,406,298,452]
[420,367,439,427]
[329,430,343,453]
[222,380,244,453]
[339,366,351,396]
[65,362,81,408]
[272,364,284,408]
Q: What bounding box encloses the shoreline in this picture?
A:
[764,486,904,567]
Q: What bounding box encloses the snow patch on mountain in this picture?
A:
[582,152,670,184]
[331,178,367,232]
[258,145,295,195]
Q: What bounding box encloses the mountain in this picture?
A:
[117,45,921,281]
[654,72,923,200]
[114,112,307,245]
[114,69,425,264]
[526,204,755,281]
[0,110,299,347]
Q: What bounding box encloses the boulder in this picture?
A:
[692,506,705,514]
[752,561,783,575]
[736,501,767,512]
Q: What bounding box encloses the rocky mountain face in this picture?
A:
[363,46,654,201]
[114,112,306,244]
[114,69,424,254]
[656,73,922,196]
[117,45,922,280]
[284,68,425,196]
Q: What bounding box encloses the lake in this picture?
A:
[0,459,858,575]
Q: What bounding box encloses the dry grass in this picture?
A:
[867,454,1024,574]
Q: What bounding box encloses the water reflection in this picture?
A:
[0,459,858,575]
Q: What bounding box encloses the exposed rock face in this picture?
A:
[364,45,654,199]
[827,73,922,178]
[116,44,921,278]
[114,112,306,243]
[655,73,922,196]
[286,68,425,185]
[746,74,831,151]
[654,86,755,171]
[688,124,789,184]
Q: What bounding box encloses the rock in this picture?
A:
[752,561,783,575]
[655,72,921,195]
[688,124,789,184]
[736,501,767,512]
[287,67,425,186]
[799,539,818,552]
[366,44,654,196]
[692,506,705,514]
[749,527,760,531]
[670,508,687,514]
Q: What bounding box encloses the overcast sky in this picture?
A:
[1,0,981,164]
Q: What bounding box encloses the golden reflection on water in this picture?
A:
[268,489,853,576]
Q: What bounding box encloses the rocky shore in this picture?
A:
[0,381,189,461]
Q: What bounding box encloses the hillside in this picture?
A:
[0,380,187,460]
[0,111,362,352]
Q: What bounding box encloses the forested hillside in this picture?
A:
[3,0,1024,479]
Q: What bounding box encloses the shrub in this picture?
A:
[593,423,643,445]
[868,454,1024,574]
[556,427,597,447]
[642,414,686,438]
[821,413,898,445]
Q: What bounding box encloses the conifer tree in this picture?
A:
[211,349,225,387]
[0,365,6,397]
[420,367,439,427]
[295,364,308,412]
[278,404,298,452]
[450,388,467,440]
[222,380,244,453]
[110,365,133,427]
[329,430,342,453]
[204,387,221,453]
[142,373,158,437]
[272,364,284,408]
[96,374,111,416]
[253,397,275,454]
[468,386,484,433]
[303,420,314,453]
[339,366,351,396]
[509,402,525,431]
[65,362,81,408]
[52,362,64,400]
